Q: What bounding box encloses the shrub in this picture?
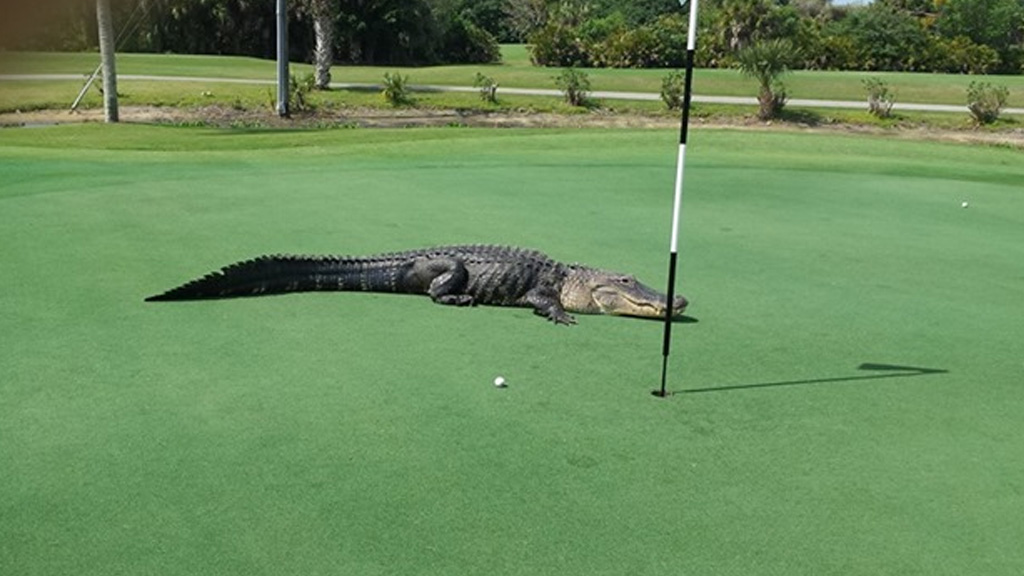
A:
[529,23,592,67]
[535,12,688,69]
[473,73,498,104]
[439,17,501,64]
[966,81,1009,125]
[289,72,316,112]
[555,67,592,107]
[381,72,412,107]
[735,39,797,120]
[928,36,1001,74]
[862,77,895,119]
[660,70,686,111]
[600,27,659,68]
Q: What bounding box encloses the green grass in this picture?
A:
[3,46,1024,109]
[2,125,1023,575]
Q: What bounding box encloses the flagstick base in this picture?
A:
[654,354,673,398]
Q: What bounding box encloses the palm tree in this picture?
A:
[735,38,797,121]
[296,0,338,89]
[309,0,337,89]
[96,0,118,122]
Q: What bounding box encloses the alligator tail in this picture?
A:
[144,255,405,302]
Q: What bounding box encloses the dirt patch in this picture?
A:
[3,104,1023,148]
[0,104,677,129]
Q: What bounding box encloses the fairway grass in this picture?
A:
[4,48,1024,109]
[2,125,1023,575]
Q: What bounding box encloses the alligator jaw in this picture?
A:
[592,284,688,319]
[562,266,688,319]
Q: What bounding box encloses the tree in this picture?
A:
[827,2,932,71]
[714,0,777,52]
[337,0,437,65]
[503,0,552,42]
[735,38,797,120]
[96,0,118,122]
[701,0,808,66]
[439,0,516,42]
[591,0,680,26]
[438,16,501,63]
[936,0,1024,72]
[296,0,338,89]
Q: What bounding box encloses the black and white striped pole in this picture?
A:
[656,0,699,398]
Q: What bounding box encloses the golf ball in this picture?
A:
[961,201,969,208]
[493,376,507,388]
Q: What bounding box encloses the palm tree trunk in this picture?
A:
[312,0,334,89]
[96,0,118,122]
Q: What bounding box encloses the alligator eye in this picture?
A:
[618,277,633,285]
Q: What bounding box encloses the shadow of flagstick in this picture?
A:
[677,363,949,395]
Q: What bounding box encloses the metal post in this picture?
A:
[276,0,289,117]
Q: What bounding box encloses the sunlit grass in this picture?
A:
[3,46,1023,108]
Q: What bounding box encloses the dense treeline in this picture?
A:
[6,0,1023,74]
[528,0,1024,74]
[6,0,502,66]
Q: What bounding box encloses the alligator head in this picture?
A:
[561,265,688,319]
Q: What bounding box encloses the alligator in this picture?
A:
[145,244,688,325]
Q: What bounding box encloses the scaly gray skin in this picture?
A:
[145,245,688,325]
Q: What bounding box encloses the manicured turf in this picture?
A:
[1,125,1022,575]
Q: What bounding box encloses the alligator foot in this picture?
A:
[433,294,477,307]
[539,308,577,325]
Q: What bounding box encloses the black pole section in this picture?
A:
[657,251,680,396]
[655,0,698,398]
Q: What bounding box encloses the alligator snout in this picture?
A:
[672,294,689,314]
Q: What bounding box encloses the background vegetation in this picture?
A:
[6,0,1023,74]
[526,0,1024,74]
[3,47,1022,130]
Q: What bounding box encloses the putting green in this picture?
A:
[2,125,1022,575]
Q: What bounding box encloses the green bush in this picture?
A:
[599,27,660,68]
[531,12,688,69]
[862,77,895,119]
[473,73,498,104]
[291,72,316,112]
[381,72,412,107]
[529,23,592,67]
[660,70,686,111]
[928,36,1001,74]
[735,39,797,120]
[966,81,1009,125]
[555,67,592,107]
[439,17,501,64]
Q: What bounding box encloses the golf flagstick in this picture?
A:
[656,0,699,398]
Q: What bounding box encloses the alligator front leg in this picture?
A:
[413,257,476,306]
[523,287,576,325]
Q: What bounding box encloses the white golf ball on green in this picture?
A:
[494,376,507,388]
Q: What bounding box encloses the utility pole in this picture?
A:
[96,0,118,122]
[276,0,289,117]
